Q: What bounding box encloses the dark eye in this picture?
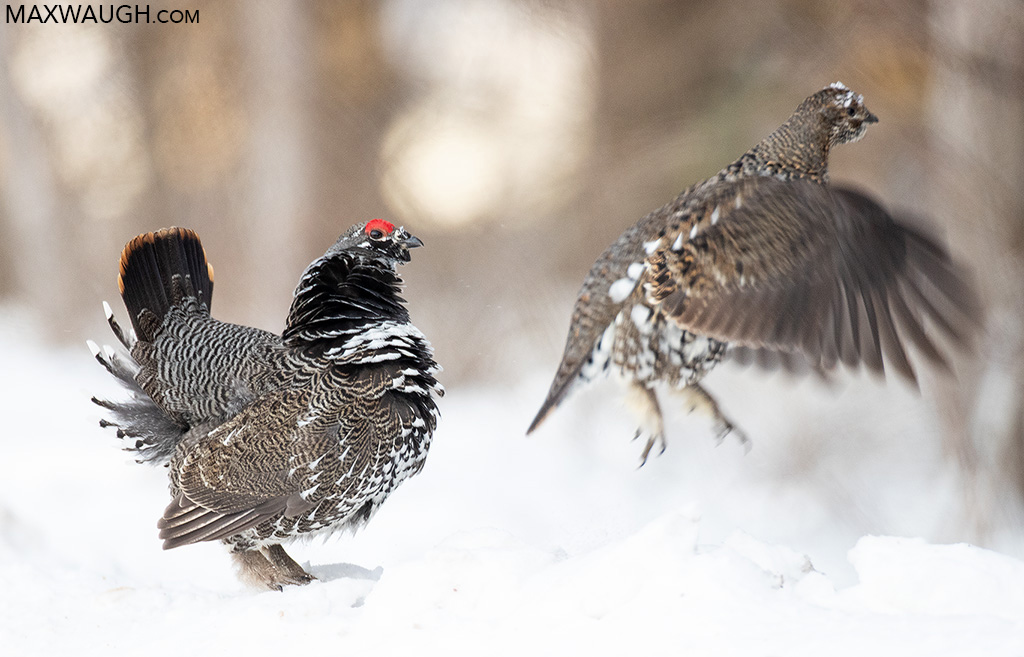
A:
[846,106,857,117]
[369,229,384,239]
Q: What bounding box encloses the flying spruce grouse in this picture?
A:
[90,220,443,590]
[528,82,980,463]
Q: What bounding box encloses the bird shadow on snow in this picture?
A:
[301,561,383,606]
[306,561,383,585]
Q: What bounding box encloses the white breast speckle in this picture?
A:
[672,232,685,251]
[608,277,638,303]
[216,427,240,446]
[710,206,720,225]
[579,320,617,384]
[597,320,615,350]
[356,351,402,363]
[630,304,652,329]
[643,238,663,255]
[689,223,698,239]
[626,262,644,279]
[682,335,711,361]
[296,413,319,428]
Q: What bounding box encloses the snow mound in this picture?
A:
[848,535,1024,621]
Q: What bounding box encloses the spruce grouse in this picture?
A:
[528,82,980,463]
[90,220,443,589]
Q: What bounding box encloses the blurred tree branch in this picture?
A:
[926,0,1024,537]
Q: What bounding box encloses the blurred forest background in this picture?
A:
[0,1,1021,544]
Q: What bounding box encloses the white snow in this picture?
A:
[2,316,1024,656]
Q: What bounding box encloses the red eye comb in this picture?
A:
[365,219,395,235]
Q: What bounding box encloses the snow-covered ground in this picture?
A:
[2,311,1023,656]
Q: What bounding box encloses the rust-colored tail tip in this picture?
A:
[117,231,156,294]
[117,226,209,294]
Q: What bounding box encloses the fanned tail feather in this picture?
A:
[89,227,211,464]
[88,330,186,464]
[118,226,214,342]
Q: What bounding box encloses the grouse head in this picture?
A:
[327,219,424,265]
[808,81,879,146]
[748,83,878,182]
[283,219,424,347]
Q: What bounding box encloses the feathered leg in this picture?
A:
[672,383,750,452]
[626,382,666,466]
[231,544,316,591]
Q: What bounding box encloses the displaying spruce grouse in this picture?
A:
[528,82,979,463]
[90,220,443,589]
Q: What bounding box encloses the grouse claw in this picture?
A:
[634,428,667,467]
[713,420,752,453]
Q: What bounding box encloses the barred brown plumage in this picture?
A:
[90,220,443,590]
[528,83,981,464]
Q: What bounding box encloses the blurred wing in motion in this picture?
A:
[647,177,982,384]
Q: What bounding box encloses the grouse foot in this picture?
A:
[674,384,751,453]
[626,382,666,466]
[232,544,317,591]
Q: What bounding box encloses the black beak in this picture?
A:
[864,111,879,124]
[403,235,424,249]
